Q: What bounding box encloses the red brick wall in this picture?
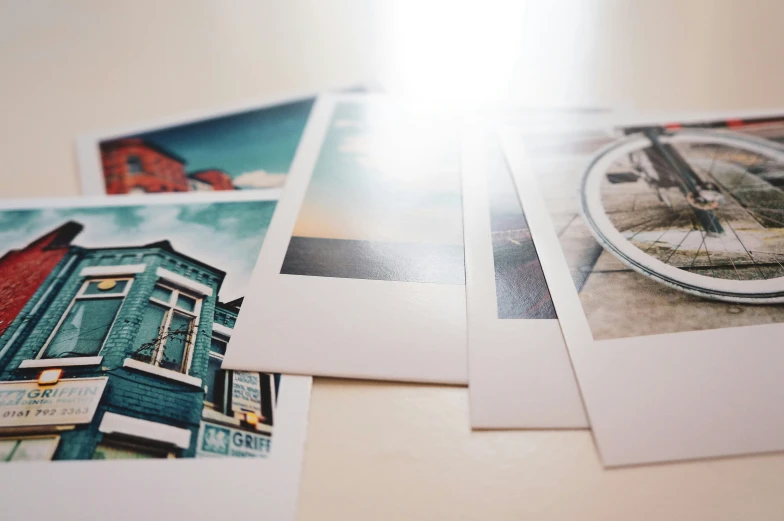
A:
[100,138,189,194]
[0,223,82,337]
[190,169,235,191]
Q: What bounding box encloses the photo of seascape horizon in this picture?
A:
[281,236,464,284]
[281,101,465,285]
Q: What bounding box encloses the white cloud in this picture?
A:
[0,203,269,303]
[336,128,460,195]
[233,170,287,189]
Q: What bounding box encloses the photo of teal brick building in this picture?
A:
[0,200,279,461]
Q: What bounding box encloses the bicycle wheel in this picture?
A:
[580,128,784,303]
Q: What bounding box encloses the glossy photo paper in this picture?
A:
[463,128,586,428]
[77,83,381,196]
[226,94,467,383]
[0,192,311,521]
[502,111,784,466]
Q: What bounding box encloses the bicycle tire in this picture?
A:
[580,128,784,303]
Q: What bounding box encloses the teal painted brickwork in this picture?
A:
[214,306,237,329]
[0,244,225,459]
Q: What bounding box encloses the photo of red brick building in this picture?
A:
[188,169,235,191]
[100,138,235,194]
[93,99,318,196]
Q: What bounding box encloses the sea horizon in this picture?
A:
[280,236,465,285]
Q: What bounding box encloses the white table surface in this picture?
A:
[2,1,784,519]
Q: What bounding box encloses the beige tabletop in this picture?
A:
[2,1,784,519]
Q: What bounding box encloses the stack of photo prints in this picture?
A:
[2,82,784,519]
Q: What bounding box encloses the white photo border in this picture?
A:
[0,191,312,521]
[462,126,587,429]
[501,108,784,466]
[76,82,377,196]
[225,94,468,384]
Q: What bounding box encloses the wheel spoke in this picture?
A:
[662,227,695,265]
[619,214,674,234]
[690,226,711,269]
[724,218,766,278]
[594,130,784,292]
[751,251,784,273]
[642,208,689,256]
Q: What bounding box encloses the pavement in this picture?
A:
[535,152,784,341]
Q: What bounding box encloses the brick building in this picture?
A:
[188,169,235,191]
[0,222,82,338]
[0,223,275,461]
[100,138,235,194]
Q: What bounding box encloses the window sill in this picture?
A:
[19,356,103,369]
[80,264,146,277]
[201,406,273,434]
[201,406,241,426]
[122,358,202,387]
[99,411,191,449]
[211,322,233,338]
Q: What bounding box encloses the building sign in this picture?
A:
[0,377,108,429]
[197,421,272,458]
[231,371,262,415]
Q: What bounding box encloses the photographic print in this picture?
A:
[280,100,464,284]
[486,135,556,319]
[502,111,784,466]
[78,94,317,195]
[463,129,586,429]
[527,117,784,340]
[0,193,311,520]
[225,95,468,384]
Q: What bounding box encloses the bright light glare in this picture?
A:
[379,0,526,108]
[38,368,63,386]
[378,0,599,110]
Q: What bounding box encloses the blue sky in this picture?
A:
[292,101,464,245]
[0,201,275,302]
[111,99,314,185]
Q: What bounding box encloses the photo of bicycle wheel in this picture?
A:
[527,116,784,340]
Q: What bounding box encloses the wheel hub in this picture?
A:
[686,183,723,210]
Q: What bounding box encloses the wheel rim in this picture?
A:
[580,129,784,303]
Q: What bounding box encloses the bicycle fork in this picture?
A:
[642,129,724,234]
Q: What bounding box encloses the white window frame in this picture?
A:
[140,281,202,375]
[0,435,60,462]
[204,327,230,412]
[37,277,134,360]
[203,324,275,430]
